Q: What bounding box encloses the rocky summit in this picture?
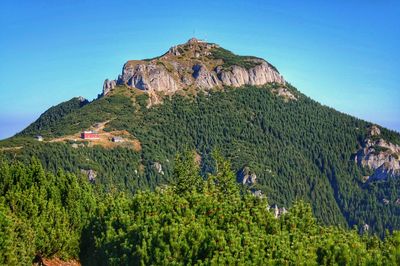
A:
[102,38,285,97]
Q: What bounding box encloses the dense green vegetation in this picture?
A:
[22,97,89,136]
[0,158,96,265]
[2,84,400,238]
[19,92,136,138]
[210,47,264,70]
[1,155,400,265]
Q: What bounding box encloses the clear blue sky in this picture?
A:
[0,0,399,140]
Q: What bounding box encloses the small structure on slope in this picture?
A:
[112,136,124,143]
[81,130,99,140]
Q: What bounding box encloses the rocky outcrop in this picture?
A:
[369,125,381,136]
[360,223,369,234]
[77,96,87,102]
[153,162,164,175]
[80,169,97,183]
[368,161,400,181]
[215,61,285,87]
[354,126,400,181]
[272,87,297,101]
[250,189,265,198]
[102,38,286,97]
[121,63,180,93]
[192,64,220,89]
[237,166,257,185]
[103,79,116,96]
[272,205,288,218]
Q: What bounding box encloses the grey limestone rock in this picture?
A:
[192,64,220,89]
[354,126,400,181]
[237,166,257,186]
[103,38,286,100]
[103,79,116,96]
[121,63,179,93]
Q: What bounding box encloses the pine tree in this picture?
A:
[173,150,203,195]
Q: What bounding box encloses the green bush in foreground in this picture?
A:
[0,158,96,265]
[82,153,400,265]
[1,153,400,265]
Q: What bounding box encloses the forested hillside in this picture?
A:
[0,158,96,264]
[2,83,400,237]
[1,155,400,265]
[22,96,89,135]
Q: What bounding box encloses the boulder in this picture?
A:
[153,162,164,175]
[237,166,257,185]
[80,169,97,183]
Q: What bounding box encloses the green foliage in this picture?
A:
[20,97,88,137]
[1,155,400,264]
[19,92,136,137]
[135,93,149,109]
[0,206,19,265]
[373,145,390,154]
[209,47,263,70]
[0,158,97,264]
[4,84,400,237]
[173,150,203,195]
[380,127,400,146]
[207,150,239,198]
[82,155,400,265]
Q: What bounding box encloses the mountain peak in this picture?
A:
[102,40,285,99]
[186,37,202,44]
[165,38,218,59]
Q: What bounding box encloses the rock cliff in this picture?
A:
[354,125,400,181]
[102,38,286,97]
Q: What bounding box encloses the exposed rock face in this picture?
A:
[103,79,116,96]
[360,223,369,234]
[272,205,288,218]
[354,126,400,181]
[192,64,220,89]
[121,63,180,93]
[369,162,400,181]
[153,162,164,175]
[237,166,257,185]
[216,61,285,87]
[272,87,297,101]
[250,189,265,198]
[369,125,381,136]
[383,198,390,205]
[77,96,87,102]
[102,38,286,98]
[80,169,97,183]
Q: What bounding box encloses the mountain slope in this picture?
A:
[1,39,400,236]
[21,96,89,136]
